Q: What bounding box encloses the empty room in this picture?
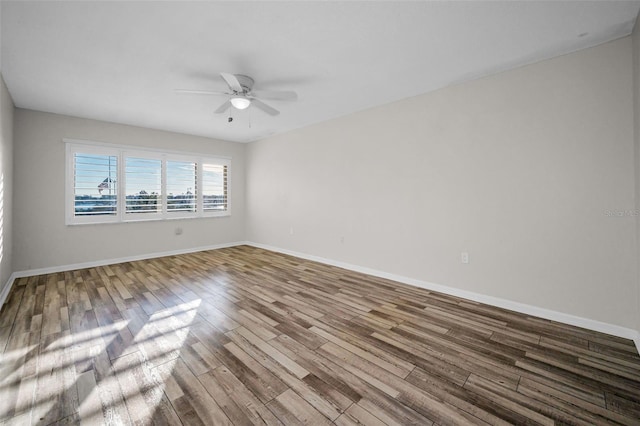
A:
[0,1,639,424]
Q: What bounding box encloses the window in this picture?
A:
[126,157,162,217]
[167,160,197,213]
[74,153,118,217]
[203,163,228,212]
[66,141,230,225]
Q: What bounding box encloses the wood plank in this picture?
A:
[274,330,433,424]
[464,374,556,426]
[222,341,290,403]
[76,370,104,425]
[154,358,232,425]
[226,328,343,421]
[203,364,283,425]
[111,350,182,425]
[266,389,332,426]
[234,326,309,379]
[310,325,412,378]
[334,402,388,426]
[0,286,25,328]
[320,341,492,425]
[196,369,259,426]
[517,377,637,426]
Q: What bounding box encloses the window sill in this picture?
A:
[66,212,231,226]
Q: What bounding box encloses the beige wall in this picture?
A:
[0,76,13,290]
[247,38,638,329]
[13,109,245,271]
[633,15,640,335]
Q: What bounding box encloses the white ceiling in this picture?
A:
[2,1,639,143]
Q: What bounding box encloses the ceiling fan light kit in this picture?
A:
[176,72,298,117]
[230,97,251,110]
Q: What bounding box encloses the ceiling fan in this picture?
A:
[176,73,297,116]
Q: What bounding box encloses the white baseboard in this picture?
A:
[247,241,640,352]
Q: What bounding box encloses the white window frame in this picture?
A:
[66,140,231,225]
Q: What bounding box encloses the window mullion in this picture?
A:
[197,158,204,216]
[161,156,167,218]
[118,151,125,222]
[65,144,73,224]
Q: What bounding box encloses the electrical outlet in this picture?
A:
[461,252,469,264]
[340,236,344,244]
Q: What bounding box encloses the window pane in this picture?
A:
[74,153,117,216]
[203,164,227,211]
[167,161,197,212]
[125,157,162,214]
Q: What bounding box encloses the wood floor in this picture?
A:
[0,246,639,425]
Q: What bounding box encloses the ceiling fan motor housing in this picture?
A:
[234,75,255,94]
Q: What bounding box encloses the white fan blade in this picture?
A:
[252,90,297,101]
[175,89,229,96]
[251,99,280,116]
[214,100,232,114]
[220,72,243,93]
